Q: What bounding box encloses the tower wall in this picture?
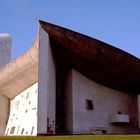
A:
[0,34,11,66]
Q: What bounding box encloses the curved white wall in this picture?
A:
[65,69,138,134]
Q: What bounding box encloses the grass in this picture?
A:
[0,135,140,140]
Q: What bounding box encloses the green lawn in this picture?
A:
[0,135,140,140]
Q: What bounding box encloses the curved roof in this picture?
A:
[39,20,140,94]
[0,36,38,99]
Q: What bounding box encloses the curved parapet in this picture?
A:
[39,20,140,95]
[0,35,38,99]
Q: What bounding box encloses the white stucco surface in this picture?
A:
[38,27,56,135]
[5,83,38,136]
[65,69,138,134]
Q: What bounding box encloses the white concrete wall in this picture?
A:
[38,27,56,135]
[65,69,138,134]
[5,83,38,136]
[0,95,9,135]
[0,34,11,67]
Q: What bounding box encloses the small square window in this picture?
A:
[31,126,34,135]
[86,99,93,110]
[26,92,29,99]
[21,128,24,135]
[25,109,28,113]
[10,126,15,134]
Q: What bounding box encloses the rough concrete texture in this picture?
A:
[0,35,38,99]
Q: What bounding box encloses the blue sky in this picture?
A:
[0,0,140,59]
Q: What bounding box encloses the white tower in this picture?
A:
[0,34,11,67]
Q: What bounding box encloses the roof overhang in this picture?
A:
[0,36,38,99]
[0,20,140,99]
[39,20,140,95]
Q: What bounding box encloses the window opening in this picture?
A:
[31,126,34,135]
[10,127,15,134]
[86,99,93,110]
[21,128,24,135]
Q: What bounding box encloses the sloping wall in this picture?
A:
[5,83,38,136]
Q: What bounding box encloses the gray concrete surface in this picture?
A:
[65,69,139,134]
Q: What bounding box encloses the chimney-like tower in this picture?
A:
[0,34,11,67]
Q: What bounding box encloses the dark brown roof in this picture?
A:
[39,20,140,95]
